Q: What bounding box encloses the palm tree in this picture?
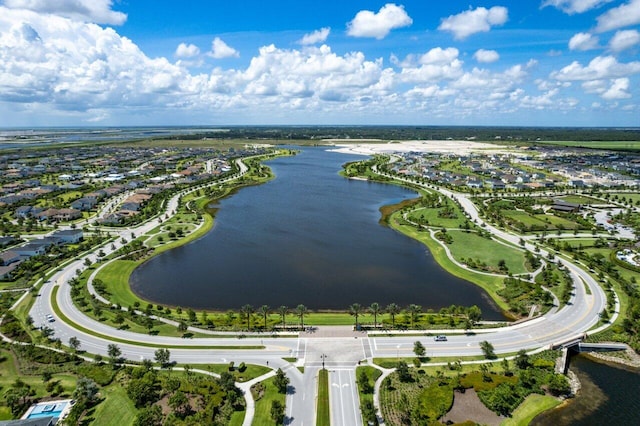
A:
[240,304,254,331]
[369,302,381,329]
[349,303,363,329]
[278,305,289,330]
[408,304,422,329]
[259,305,270,330]
[386,303,400,328]
[296,304,308,330]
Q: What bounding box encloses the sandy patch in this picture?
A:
[327,139,506,156]
[440,389,504,426]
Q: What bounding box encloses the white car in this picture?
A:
[434,335,447,342]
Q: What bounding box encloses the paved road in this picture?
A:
[23,157,612,425]
[330,368,362,426]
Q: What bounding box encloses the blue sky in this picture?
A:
[0,0,639,127]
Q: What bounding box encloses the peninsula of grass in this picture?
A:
[501,394,561,426]
[251,376,286,426]
[446,230,530,275]
[389,211,509,312]
[317,369,330,426]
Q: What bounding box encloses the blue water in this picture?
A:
[130,147,504,318]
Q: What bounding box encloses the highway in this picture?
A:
[23,156,611,425]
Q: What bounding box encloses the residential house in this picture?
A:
[52,229,83,244]
[85,190,107,201]
[70,197,97,211]
[485,180,506,190]
[0,236,16,248]
[14,243,47,257]
[0,263,20,280]
[34,208,82,222]
[0,250,21,266]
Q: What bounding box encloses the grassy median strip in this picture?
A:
[317,369,330,426]
[50,287,264,350]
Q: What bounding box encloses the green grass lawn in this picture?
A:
[532,214,581,230]
[447,230,529,274]
[610,192,640,205]
[317,369,330,426]
[555,195,602,205]
[89,385,137,426]
[204,364,271,383]
[390,213,508,312]
[407,204,469,229]
[501,394,561,426]
[356,366,382,424]
[0,349,77,420]
[94,260,140,308]
[557,238,600,248]
[502,210,550,229]
[251,376,285,426]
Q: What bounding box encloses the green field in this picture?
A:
[501,394,561,426]
[447,230,530,275]
[503,210,582,231]
[610,193,640,205]
[390,212,509,312]
[94,260,140,308]
[406,198,471,229]
[252,376,285,426]
[555,195,602,205]
[89,385,137,426]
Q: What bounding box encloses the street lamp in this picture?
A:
[396,344,400,360]
[321,353,327,370]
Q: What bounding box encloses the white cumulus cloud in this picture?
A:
[596,0,640,33]
[473,49,500,63]
[568,32,600,50]
[175,43,200,58]
[541,0,613,14]
[551,55,640,81]
[602,78,631,99]
[209,37,239,59]
[420,47,459,65]
[347,3,412,39]
[438,6,508,40]
[2,0,127,25]
[609,29,640,51]
[299,27,330,45]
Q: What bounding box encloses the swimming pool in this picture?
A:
[24,400,71,420]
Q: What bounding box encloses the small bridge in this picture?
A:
[553,336,627,374]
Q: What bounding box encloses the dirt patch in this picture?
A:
[440,389,504,426]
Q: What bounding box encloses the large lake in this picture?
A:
[130,147,503,319]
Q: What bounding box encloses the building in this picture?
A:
[52,229,83,244]
[552,200,581,213]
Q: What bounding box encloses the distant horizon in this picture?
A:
[1,1,639,127]
[1,124,640,130]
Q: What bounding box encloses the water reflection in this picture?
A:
[532,355,640,425]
